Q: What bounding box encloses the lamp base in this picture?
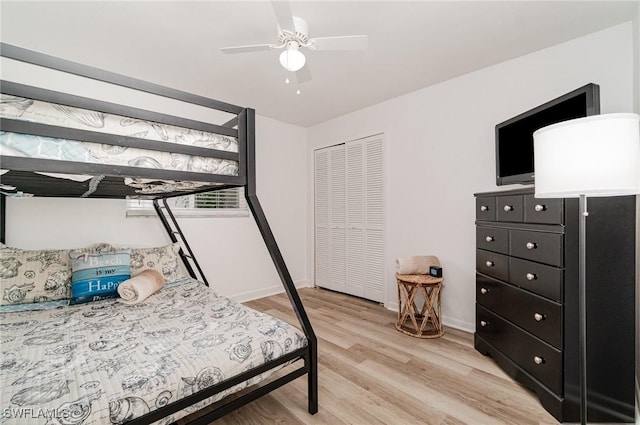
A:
[578,194,587,425]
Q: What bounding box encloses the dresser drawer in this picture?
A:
[476,274,562,348]
[476,226,509,254]
[524,195,563,224]
[496,195,523,222]
[476,305,562,394]
[476,250,508,281]
[476,196,496,221]
[509,258,563,302]
[510,230,563,267]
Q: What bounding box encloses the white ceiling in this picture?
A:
[1,1,637,127]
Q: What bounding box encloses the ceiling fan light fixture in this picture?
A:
[279,43,305,72]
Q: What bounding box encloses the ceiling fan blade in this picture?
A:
[271,1,295,32]
[311,35,368,51]
[220,44,276,54]
[295,64,312,84]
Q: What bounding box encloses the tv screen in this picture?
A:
[495,83,600,186]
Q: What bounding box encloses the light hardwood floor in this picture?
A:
[195,287,559,425]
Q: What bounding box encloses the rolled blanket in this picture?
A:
[396,255,440,275]
[117,269,165,304]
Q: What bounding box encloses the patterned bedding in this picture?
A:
[0,94,239,194]
[0,278,307,424]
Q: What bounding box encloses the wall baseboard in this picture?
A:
[443,317,475,334]
[231,280,311,303]
[385,301,399,312]
[385,303,475,334]
[238,286,478,334]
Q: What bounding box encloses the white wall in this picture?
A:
[307,22,634,332]
[5,114,309,301]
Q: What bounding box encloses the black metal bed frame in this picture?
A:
[0,43,317,424]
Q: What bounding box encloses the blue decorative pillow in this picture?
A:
[69,249,131,304]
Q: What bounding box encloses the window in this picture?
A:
[127,187,248,217]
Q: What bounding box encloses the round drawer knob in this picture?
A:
[526,242,537,250]
[480,287,489,295]
[534,313,544,322]
[534,204,546,212]
[533,356,544,365]
[526,273,537,281]
[485,261,494,267]
[503,205,513,212]
[480,205,489,212]
[480,320,488,327]
[485,236,494,242]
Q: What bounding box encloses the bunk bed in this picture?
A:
[0,43,318,424]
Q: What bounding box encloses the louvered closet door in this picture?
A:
[329,146,347,293]
[314,136,384,302]
[314,149,330,290]
[345,142,365,297]
[363,136,384,302]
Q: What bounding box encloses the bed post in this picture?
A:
[240,108,318,414]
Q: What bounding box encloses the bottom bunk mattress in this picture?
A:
[0,278,307,424]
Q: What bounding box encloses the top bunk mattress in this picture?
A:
[0,94,241,197]
[0,278,307,424]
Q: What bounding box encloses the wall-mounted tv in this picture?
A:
[495,83,600,186]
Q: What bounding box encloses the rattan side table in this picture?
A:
[395,272,444,338]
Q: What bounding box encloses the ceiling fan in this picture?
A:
[220,1,368,88]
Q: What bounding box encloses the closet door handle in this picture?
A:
[503,205,513,212]
[485,261,494,267]
[526,272,537,281]
[485,236,494,242]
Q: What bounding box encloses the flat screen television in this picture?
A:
[495,83,600,186]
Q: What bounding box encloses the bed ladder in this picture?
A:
[153,198,209,286]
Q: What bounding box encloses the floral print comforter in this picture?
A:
[0,278,307,424]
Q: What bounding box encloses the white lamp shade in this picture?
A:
[279,46,306,72]
[534,113,640,198]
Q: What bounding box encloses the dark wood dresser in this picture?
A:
[474,187,635,423]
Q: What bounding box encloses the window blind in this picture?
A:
[127,187,247,217]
